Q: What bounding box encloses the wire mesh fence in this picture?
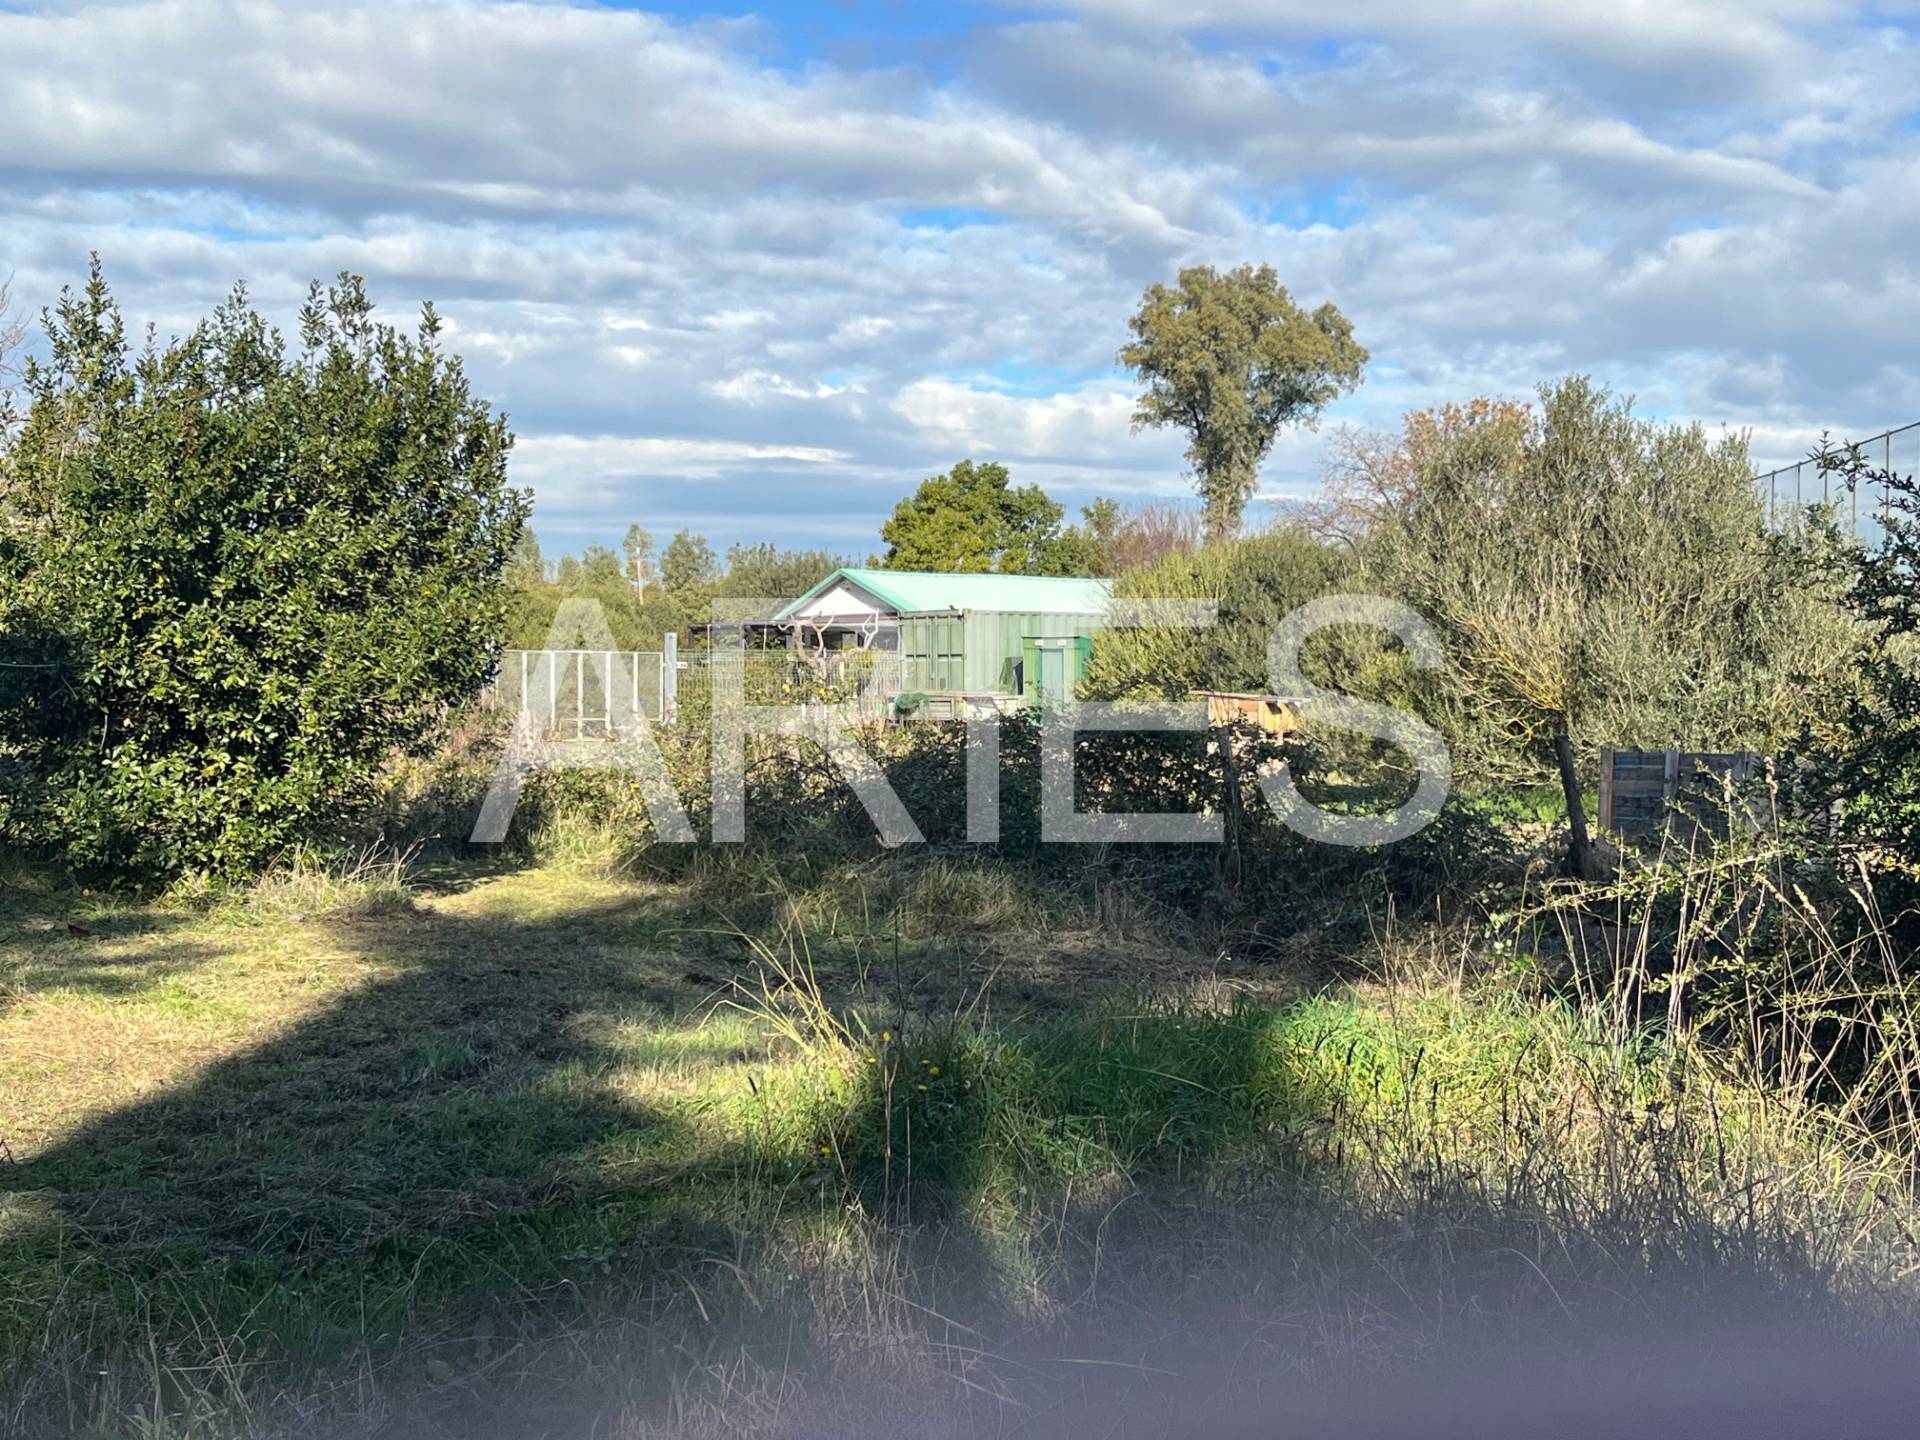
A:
[674,649,904,723]
[1754,419,1918,541]
[488,647,912,736]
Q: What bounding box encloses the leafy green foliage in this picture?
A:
[716,542,841,603]
[660,528,720,632]
[879,458,1100,575]
[1083,526,1360,700]
[1079,524,1465,870]
[1813,444,1920,857]
[503,561,676,650]
[1120,264,1367,540]
[660,529,719,593]
[578,544,624,587]
[0,262,526,878]
[1368,377,1858,783]
[502,536,842,649]
[506,526,545,588]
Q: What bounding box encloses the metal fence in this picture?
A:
[494,648,669,737]
[1754,418,1918,538]
[490,644,910,735]
[675,648,903,722]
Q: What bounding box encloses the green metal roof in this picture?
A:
[774,567,1114,621]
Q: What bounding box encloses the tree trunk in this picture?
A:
[1553,730,1591,878]
[1201,458,1255,543]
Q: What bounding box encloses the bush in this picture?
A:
[1812,443,1920,864]
[500,697,1506,954]
[1083,524,1362,700]
[1366,377,1858,786]
[0,262,527,879]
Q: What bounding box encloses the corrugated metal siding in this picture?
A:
[897,608,1109,698]
[899,615,966,692]
[963,610,1092,691]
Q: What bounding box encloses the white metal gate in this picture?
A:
[494,642,675,736]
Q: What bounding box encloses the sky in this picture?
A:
[2,0,1918,559]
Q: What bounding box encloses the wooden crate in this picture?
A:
[1598,747,1772,843]
[1190,691,1301,736]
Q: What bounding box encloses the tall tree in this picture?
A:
[579,544,624,587]
[623,523,655,596]
[1120,264,1367,541]
[720,542,839,602]
[1081,497,1122,558]
[505,526,545,587]
[879,458,1085,574]
[0,262,526,878]
[660,529,720,632]
[660,529,719,595]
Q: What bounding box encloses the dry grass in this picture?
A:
[4,844,1920,1438]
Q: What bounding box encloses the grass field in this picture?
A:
[6,848,1920,1437]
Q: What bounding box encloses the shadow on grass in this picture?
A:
[8,891,711,1255]
[0,883,748,1433]
[0,908,225,1001]
[0,861,1319,1436]
[0,853,1898,1440]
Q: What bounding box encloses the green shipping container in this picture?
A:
[900,610,1105,696]
[770,569,1114,709]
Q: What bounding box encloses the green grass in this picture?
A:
[4,851,1919,1438]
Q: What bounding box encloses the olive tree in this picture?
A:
[0,262,527,878]
[1120,264,1367,541]
[1370,377,1856,871]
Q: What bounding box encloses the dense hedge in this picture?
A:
[0,264,527,879]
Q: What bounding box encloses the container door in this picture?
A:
[1037,645,1068,708]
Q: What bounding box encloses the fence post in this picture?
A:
[663,631,679,723]
[1663,746,1680,809]
[1888,433,1896,536]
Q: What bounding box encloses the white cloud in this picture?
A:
[0,0,1914,554]
[516,433,848,477]
[710,369,850,404]
[1052,0,1841,76]
[892,378,1144,460]
[831,315,897,343]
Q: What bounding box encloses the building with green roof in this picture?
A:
[771,567,1114,714]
